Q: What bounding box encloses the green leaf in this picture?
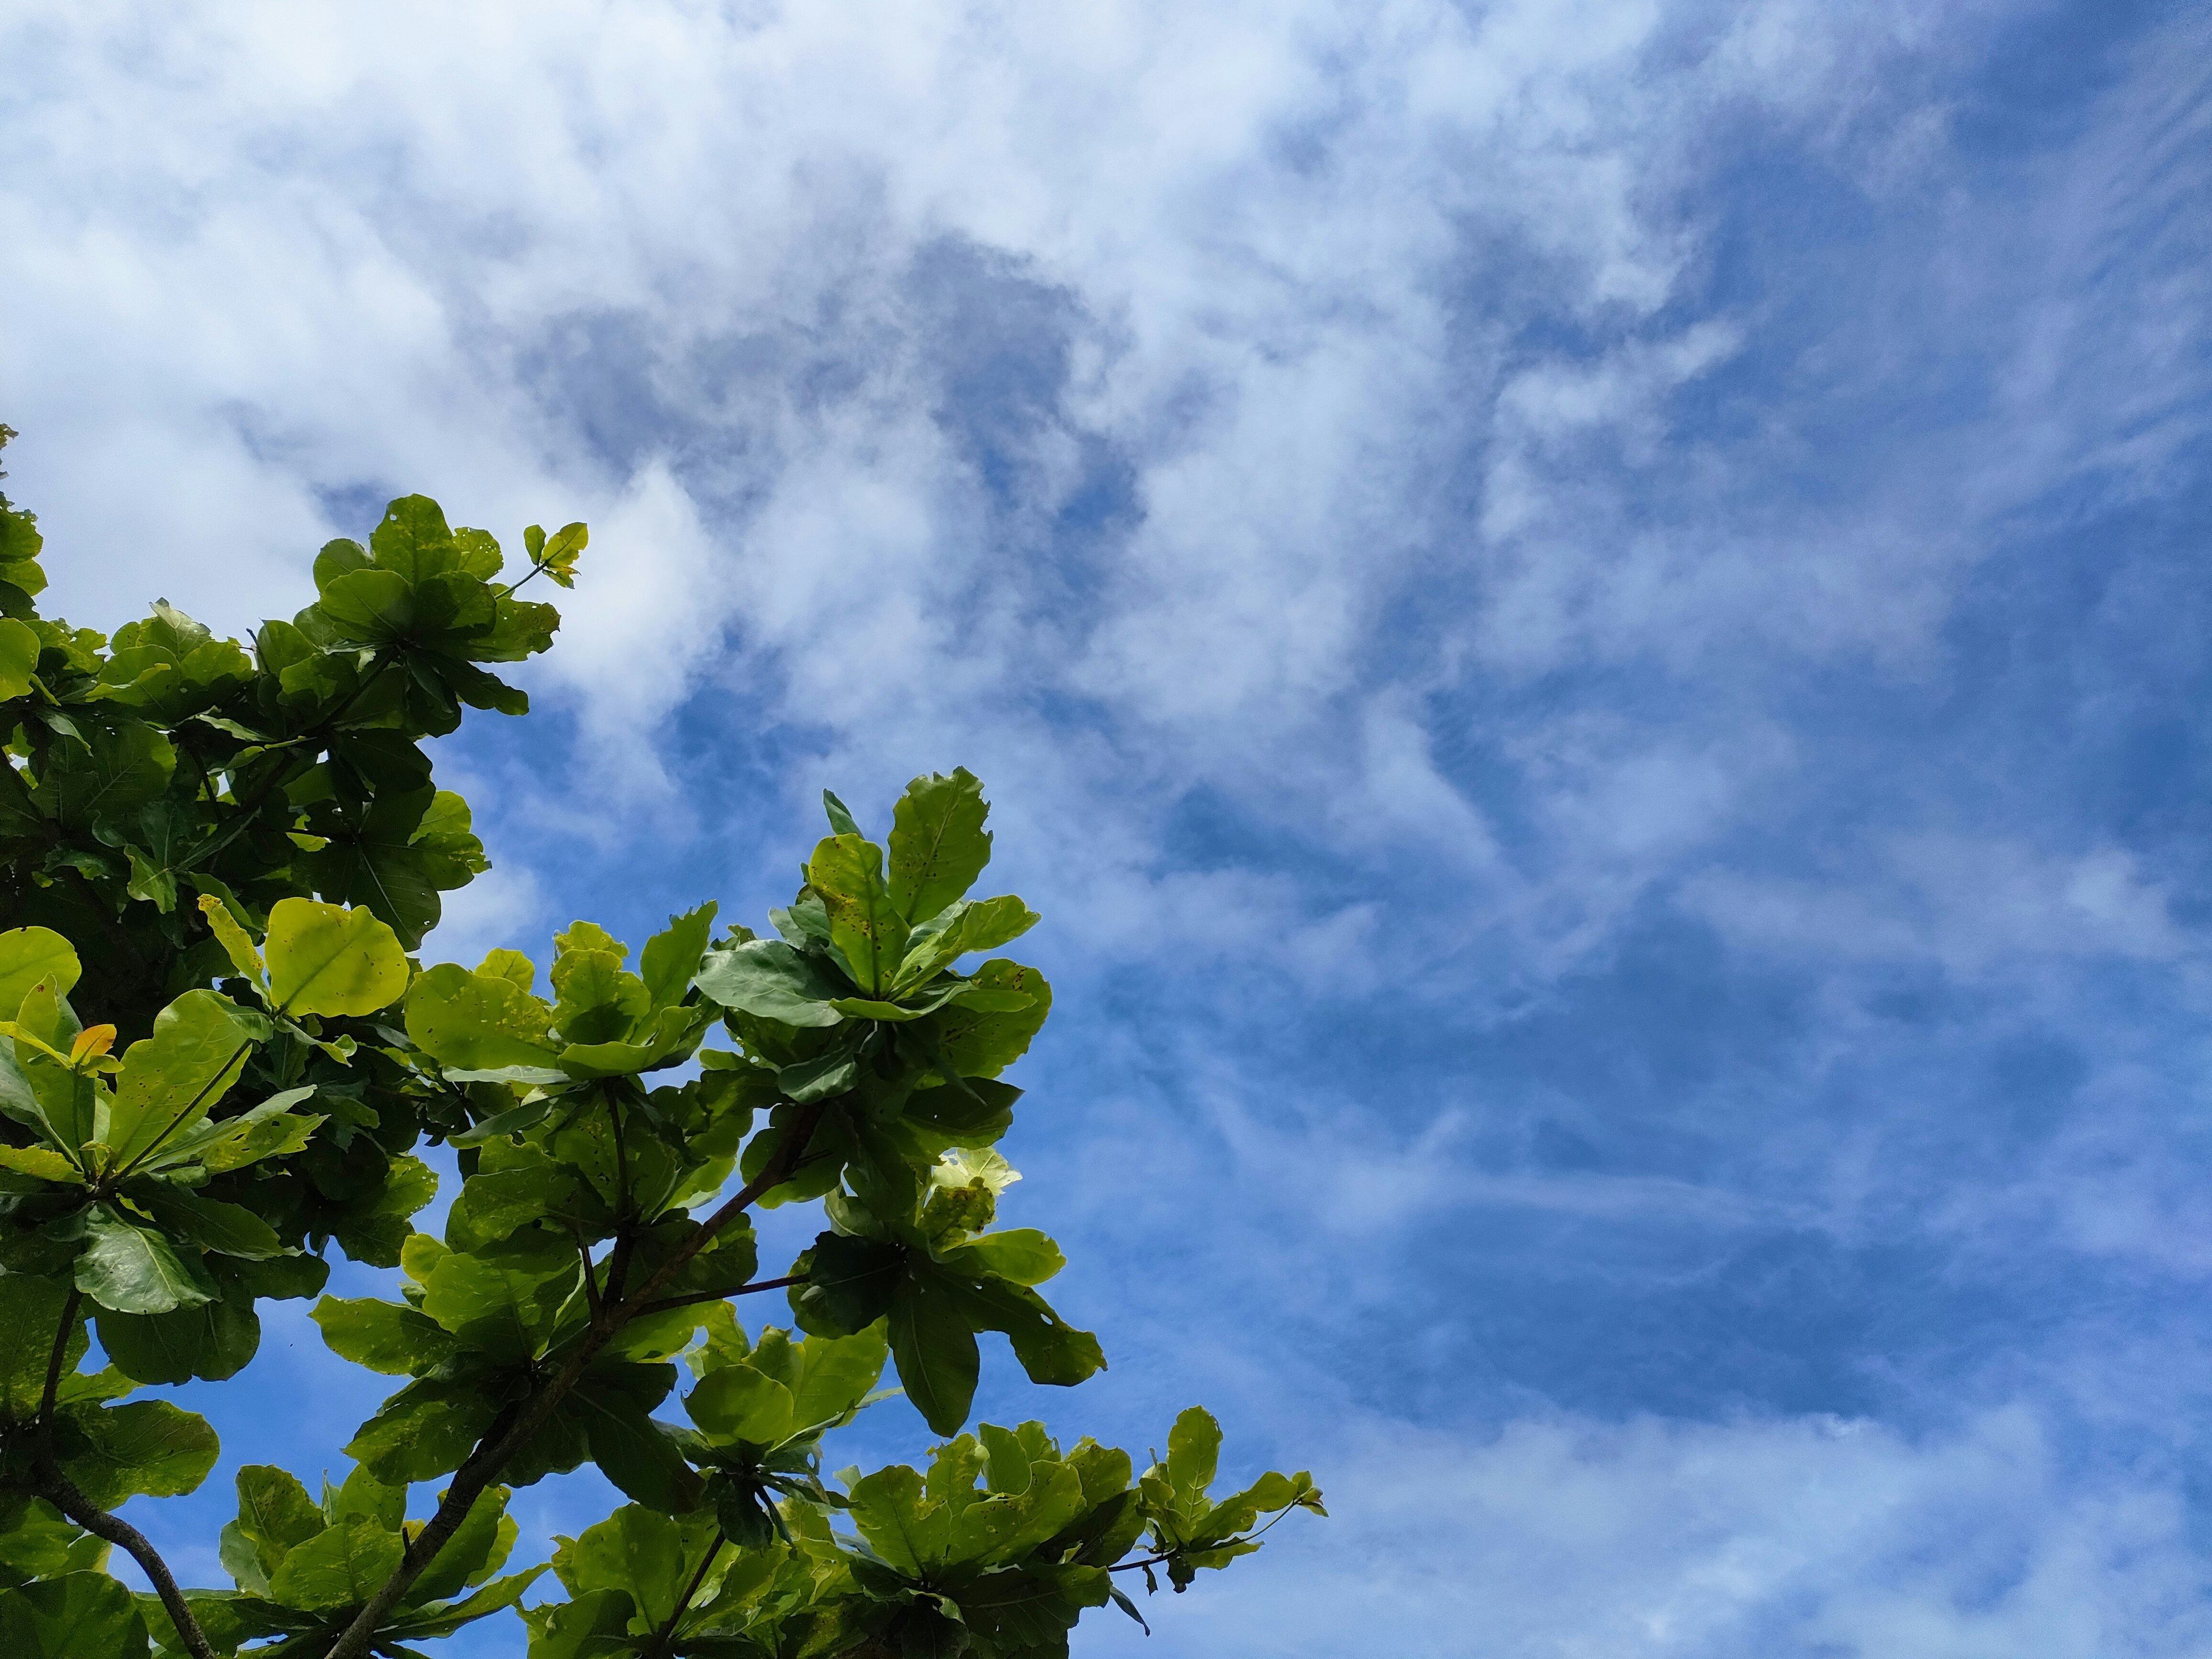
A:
[894,895,1040,988]
[639,901,717,1013]
[0,1571,150,1658]
[157,1089,321,1176]
[266,1518,404,1612]
[60,1400,219,1504]
[847,1464,942,1575]
[692,939,847,1027]
[938,1230,1065,1287]
[346,1377,501,1485]
[889,768,993,925]
[311,1297,454,1376]
[684,1366,796,1448]
[570,1368,700,1514]
[0,617,39,700]
[96,1287,260,1385]
[418,1251,565,1363]
[1166,1407,1221,1498]
[406,1487,513,1607]
[889,1272,980,1437]
[0,1143,81,1183]
[264,897,409,1017]
[953,1277,1105,1389]
[925,960,1051,1081]
[405,963,559,1070]
[320,1465,406,1540]
[557,1503,686,1623]
[0,926,79,1018]
[104,989,259,1171]
[807,835,908,997]
[74,1205,217,1315]
[129,1184,286,1259]
[518,1586,632,1658]
[193,895,266,990]
[385,1565,547,1639]
[787,1323,892,1436]
[0,1276,85,1417]
[802,1233,906,1332]
[328,1154,439,1268]
[35,721,176,828]
[232,1465,328,1584]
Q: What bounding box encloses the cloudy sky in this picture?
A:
[6,1,2212,1653]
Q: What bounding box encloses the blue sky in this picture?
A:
[5,2,2212,1653]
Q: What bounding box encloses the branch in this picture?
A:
[647,1531,725,1659]
[633,1275,804,1317]
[36,1287,80,1452]
[34,1463,217,1659]
[320,1099,828,1659]
[571,1226,603,1322]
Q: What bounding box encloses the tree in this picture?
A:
[0,426,1323,1659]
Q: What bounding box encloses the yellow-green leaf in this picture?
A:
[265,899,408,1017]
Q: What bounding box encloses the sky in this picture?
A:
[4,1,2212,1654]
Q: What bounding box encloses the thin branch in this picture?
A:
[633,1275,805,1318]
[35,1461,216,1659]
[570,1226,603,1322]
[36,1287,81,1452]
[320,1098,828,1659]
[647,1531,725,1659]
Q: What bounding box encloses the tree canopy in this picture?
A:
[0,425,1320,1658]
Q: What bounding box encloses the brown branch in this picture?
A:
[32,1465,218,1659]
[320,1099,828,1659]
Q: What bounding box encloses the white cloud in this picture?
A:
[1077,1405,2212,1658]
[1685,836,2190,977]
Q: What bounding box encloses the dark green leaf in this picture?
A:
[804,1233,906,1332]
[74,1206,216,1315]
[890,1273,980,1437]
[60,1400,219,1505]
[310,1297,454,1376]
[0,1571,150,1658]
[692,939,848,1027]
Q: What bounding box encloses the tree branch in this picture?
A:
[320,1098,828,1659]
[647,1531,725,1658]
[36,1287,80,1452]
[34,1463,217,1659]
[633,1275,804,1317]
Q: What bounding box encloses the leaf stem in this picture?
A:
[319,1099,828,1659]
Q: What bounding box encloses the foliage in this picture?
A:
[0,426,1320,1658]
